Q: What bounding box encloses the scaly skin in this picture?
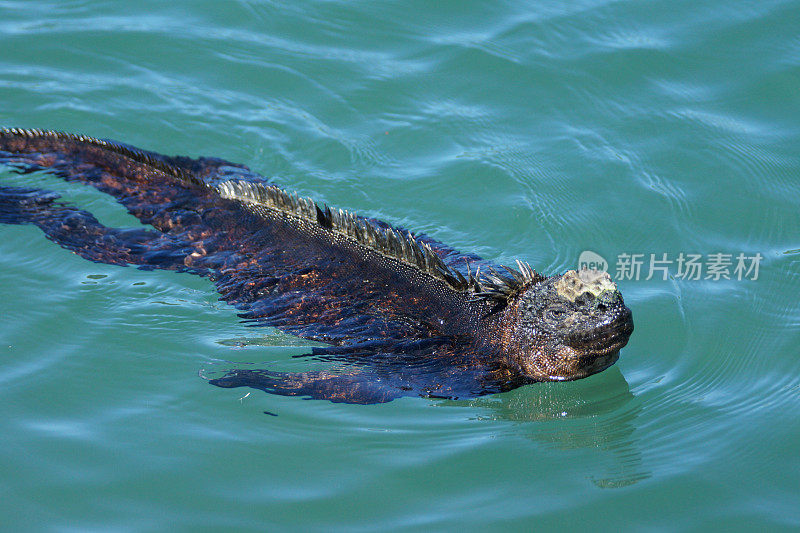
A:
[0,128,633,404]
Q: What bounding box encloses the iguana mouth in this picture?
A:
[564,307,634,356]
[541,349,622,382]
[563,351,621,380]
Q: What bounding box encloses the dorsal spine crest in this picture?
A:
[216,179,470,290]
[1,126,545,305]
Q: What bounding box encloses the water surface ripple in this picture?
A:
[1,0,799,530]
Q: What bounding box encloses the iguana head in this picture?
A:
[491,268,633,381]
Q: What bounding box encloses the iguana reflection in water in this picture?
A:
[457,369,649,487]
[0,128,633,404]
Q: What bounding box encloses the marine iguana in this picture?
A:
[0,127,633,404]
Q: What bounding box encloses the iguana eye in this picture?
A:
[546,308,567,321]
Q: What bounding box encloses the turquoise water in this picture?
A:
[2,0,800,530]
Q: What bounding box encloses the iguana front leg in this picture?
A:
[208,368,408,404]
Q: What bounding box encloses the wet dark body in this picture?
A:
[0,128,633,404]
